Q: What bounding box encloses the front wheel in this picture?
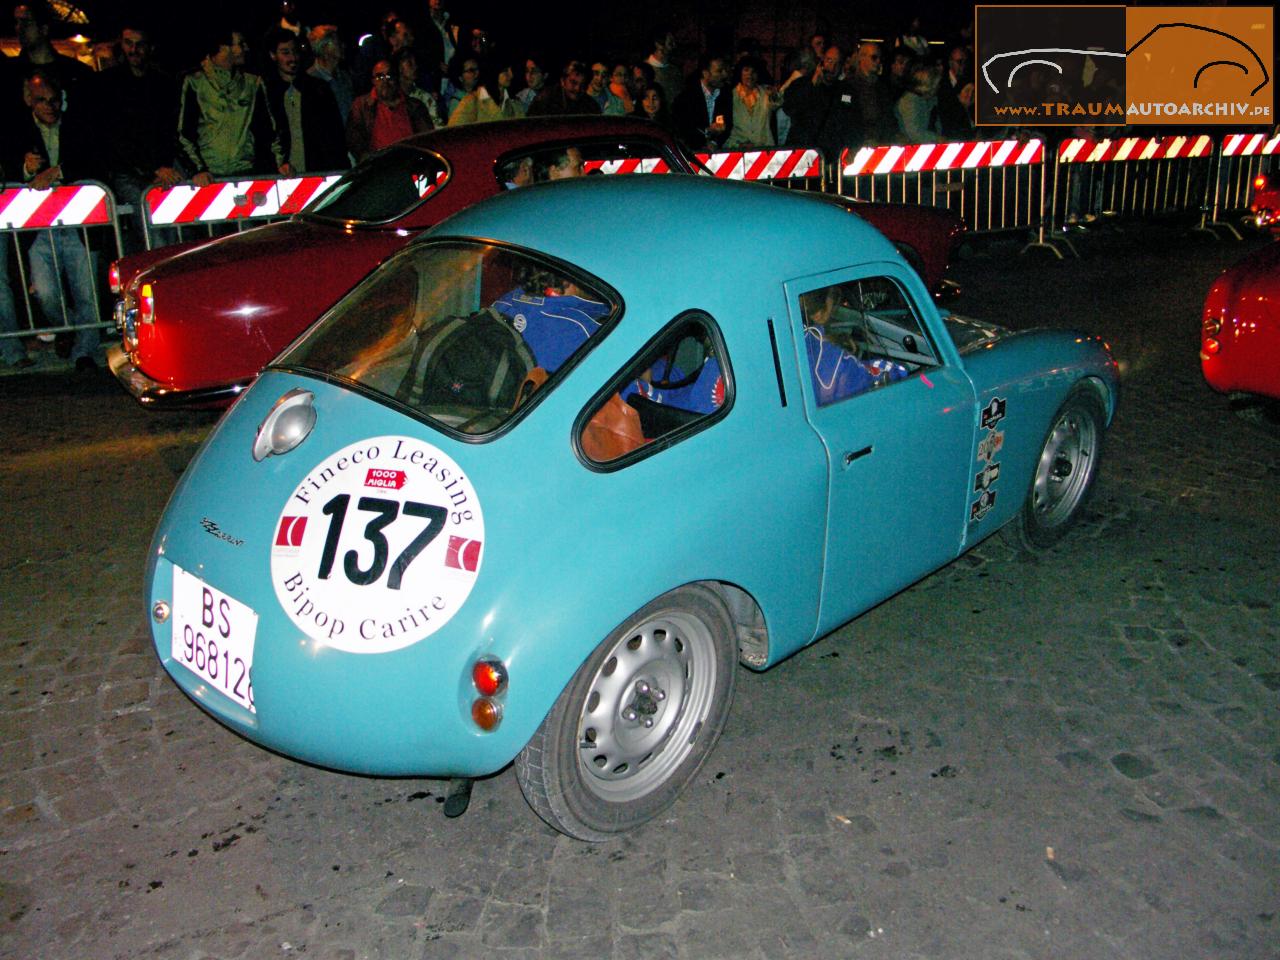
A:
[1002,386,1105,551]
[515,585,737,841]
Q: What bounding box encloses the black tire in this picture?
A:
[515,585,737,841]
[1002,385,1105,551]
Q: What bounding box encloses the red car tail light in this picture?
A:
[1255,175,1269,190]
[1202,279,1228,355]
[138,282,155,325]
[108,260,121,294]
[471,658,507,697]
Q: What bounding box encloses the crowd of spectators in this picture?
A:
[2,2,979,187]
[0,0,979,371]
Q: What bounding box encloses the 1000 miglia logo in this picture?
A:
[270,436,484,653]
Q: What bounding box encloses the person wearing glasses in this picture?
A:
[441,53,480,119]
[346,58,431,161]
[447,56,524,125]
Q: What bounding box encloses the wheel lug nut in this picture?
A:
[643,718,654,729]
[623,708,638,722]
[636,681,650,695]
[654,689,666,700]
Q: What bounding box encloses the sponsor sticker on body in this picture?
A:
[271,436,484,653]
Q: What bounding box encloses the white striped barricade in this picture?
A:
[695,148,825,191]
[141,172,343,249]
[1202,131,1280,234]
[0,180,123,346]
[1053,135,1214,236]
[837,139,1046,236]
[582,156,675,175]
[582,148,824,190]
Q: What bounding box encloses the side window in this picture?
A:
[800,276,937,408]
[579,314,730,465]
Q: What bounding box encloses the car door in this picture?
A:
[786,264,978,634]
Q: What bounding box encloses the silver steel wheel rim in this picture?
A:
[577,611,717,802]
[1032,405,1098,528]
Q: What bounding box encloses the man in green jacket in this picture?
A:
[178,27,289,184]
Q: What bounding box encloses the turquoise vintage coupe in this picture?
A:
[145,175,1118,840]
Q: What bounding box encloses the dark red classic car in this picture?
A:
[108,116,964,407]
[1202,241,1280,417]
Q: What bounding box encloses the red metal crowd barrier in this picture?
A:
[1,181,122,348]
[141,174,344,246]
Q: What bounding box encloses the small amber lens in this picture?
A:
[471,698,502,730]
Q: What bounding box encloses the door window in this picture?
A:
[799,276,938,408]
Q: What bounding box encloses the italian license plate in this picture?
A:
[170,565,259,713]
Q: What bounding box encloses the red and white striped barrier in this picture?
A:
[145,174,342,226]
[1220,133,1280,157]
[1057,135,1213,163]
[841,139,1044,177]
[411,170,448,198]
[0,183,111,229]
[583,149,819,181]
[583,157,673,175]
[695,148,822,180]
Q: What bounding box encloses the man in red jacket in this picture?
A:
[346,59,432,161]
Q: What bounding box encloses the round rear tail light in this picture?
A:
[471,658,507,697]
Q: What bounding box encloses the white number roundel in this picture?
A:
[269,436,485,653]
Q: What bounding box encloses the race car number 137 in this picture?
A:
[270,436,486,654]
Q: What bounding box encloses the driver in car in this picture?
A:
[801,286,908,406]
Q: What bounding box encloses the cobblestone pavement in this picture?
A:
[1,221,1277,960]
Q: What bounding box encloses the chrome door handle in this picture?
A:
[843,445,873,466]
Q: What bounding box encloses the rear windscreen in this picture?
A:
[302,147,449,223]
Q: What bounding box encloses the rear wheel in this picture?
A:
[515,585,736,841]
[1003,386,1105,551]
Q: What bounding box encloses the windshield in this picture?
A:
[277,242,617,435]
[302,146,449,223]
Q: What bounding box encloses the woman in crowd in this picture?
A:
[440,51,480,119]
[633,83,675,135]
[608,63,634,115]
[448,56,524,124]
[723,59,780,149]
[628,61,656,108]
